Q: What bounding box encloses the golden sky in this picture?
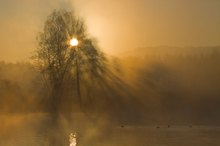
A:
[0,0,220,62]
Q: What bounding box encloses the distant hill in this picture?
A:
[120,46,220,58]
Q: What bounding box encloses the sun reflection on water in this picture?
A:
[69,133,77,146]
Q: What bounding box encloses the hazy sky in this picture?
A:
[0,0,220,62]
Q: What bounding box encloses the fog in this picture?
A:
[1,47,220,145]
[120,46,220,125]
[1,0,220,145]
[1,46,220,124]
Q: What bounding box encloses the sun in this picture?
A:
[70,38,78,46]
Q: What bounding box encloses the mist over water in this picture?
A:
[1,0,220,145]
[1,46,220,145]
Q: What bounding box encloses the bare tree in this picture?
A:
[34,9,108,115]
